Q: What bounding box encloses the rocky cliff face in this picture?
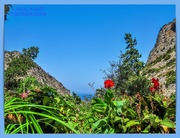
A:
[142,19,176,97]
[4,51,70,96]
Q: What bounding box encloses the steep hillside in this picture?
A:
[141,19,176,97]
[4,51,70,96]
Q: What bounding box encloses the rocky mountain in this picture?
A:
[4,51,70,96]
[141,19,176,97]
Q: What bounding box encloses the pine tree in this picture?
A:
[121,33,144,76]
[101,33,150,96]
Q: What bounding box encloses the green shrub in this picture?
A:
[151,46,175,65]
[166,70,176,78]
[166,46,175,55]
[166,58,176,67]
[147,68,160,74]
[166,76,176,86]
[151,55,164,65]
[126,75,151,96]
[141,68,148,76]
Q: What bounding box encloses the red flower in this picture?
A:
[154,82,159,88]
[150,78,160,92]
[150,87,156,92]
[104,79,114,89]
[151,78,156,83]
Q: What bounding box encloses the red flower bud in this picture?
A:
[150,87,156,92]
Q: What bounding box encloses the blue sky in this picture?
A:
[4,5,175,94]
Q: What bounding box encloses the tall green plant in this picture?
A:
[101,33,146,95]
[4,97,79,134]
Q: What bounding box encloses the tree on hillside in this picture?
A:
[101,33,150,96]
[5,46,39,89]
[122,33,144,76]
[22,46,39,60]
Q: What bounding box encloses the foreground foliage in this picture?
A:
[4,77,176,134]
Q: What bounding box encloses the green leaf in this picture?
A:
[153,94,163,106]
[104,127,114,134]
[109,128,114,133]
[68,120,76,128]
[88,118,94,123]
[104,89,113,103]
[126,108,137,118]
[155,116,161,123]
[113,100,125,114]
[149,114,156,125]
[92,98,105,104]
[93,103,107,108]
[92,119,107,131]
[164,108,175,118]
[104,128,108,134]
[65,101,74,108]
[93,108,105,114]
[141,124,151,133]
[114,117,122,123]
[126,120,140,128]
[162,101,168,107]
[122,126,127,132]
[43,96,49,105]
[124,118,130,123]
[49,103,54,107]
[143,109,149,117]
[54,97,60,104]
[113,100,125,107]
[160,118,176,128]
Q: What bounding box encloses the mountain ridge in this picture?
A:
[4,50,70,96]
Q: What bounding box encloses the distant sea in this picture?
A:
[77,93,94,100]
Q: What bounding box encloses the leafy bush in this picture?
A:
[126,75,151,96]
[4,77,176,134]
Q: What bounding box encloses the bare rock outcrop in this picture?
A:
[142,19,176,97]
